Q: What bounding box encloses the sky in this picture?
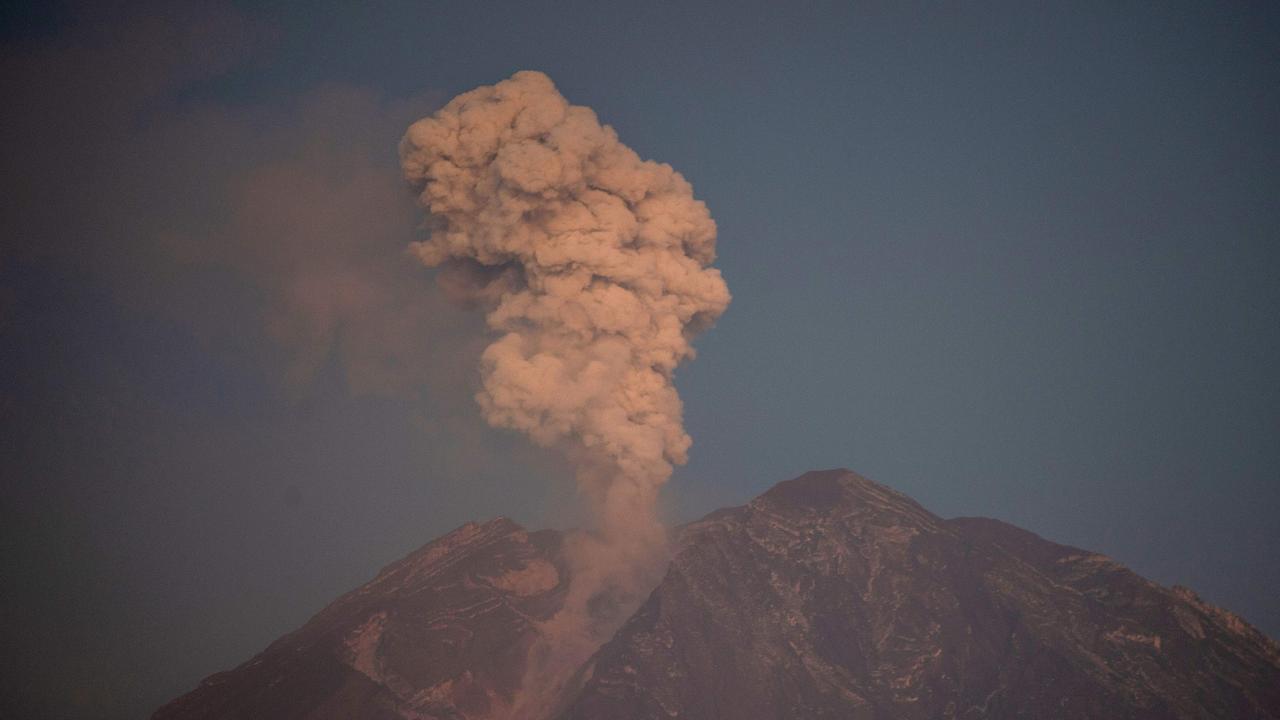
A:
[1,1,1277,718]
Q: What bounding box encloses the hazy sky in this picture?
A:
[2,2,1277,718]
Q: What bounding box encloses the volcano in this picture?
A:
[154,470,1280,719]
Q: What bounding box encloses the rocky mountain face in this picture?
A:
[155,470,1280,720]
[153,519,570,720]
[561,470,1280,719]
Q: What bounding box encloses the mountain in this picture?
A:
[560,470,1280,719]
[153,519,570,720]
[154,470,1280,720]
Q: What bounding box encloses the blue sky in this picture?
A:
[2,2,1277,718]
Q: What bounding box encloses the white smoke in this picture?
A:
[400,70,729,713]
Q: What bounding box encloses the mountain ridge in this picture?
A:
[155,469,1280,720]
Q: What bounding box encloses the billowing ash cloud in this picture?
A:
[400,71,730,714]
[400,70,729,535]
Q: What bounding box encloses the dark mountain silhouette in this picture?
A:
[155,470,1280,719]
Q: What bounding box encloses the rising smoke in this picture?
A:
[400,70,729,713]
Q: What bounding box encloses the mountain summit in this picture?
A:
[155,470,1280,719]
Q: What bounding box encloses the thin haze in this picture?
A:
[0,2,1277,719]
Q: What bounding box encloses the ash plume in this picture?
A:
[400,70,730,713]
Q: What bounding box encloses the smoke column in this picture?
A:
[400,71,729,713]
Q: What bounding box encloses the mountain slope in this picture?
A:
[560,470,1280,719]
[154,518,568,720]
[155,470,1280,720]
